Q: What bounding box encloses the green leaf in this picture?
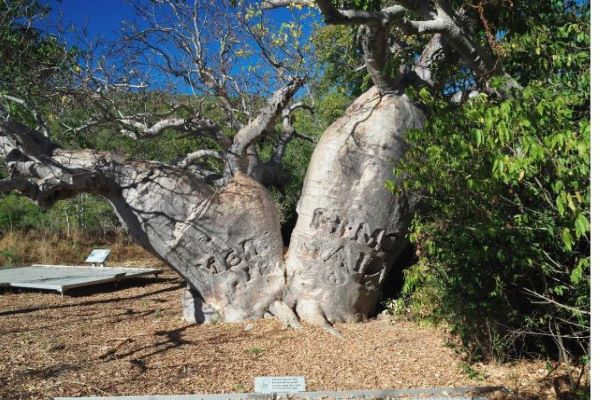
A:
[556,194,565,216]
[473,129,483,147]
[574,214,589,238]
[561,228,573,251]
[570,262,583,285]
[567,193,576,212]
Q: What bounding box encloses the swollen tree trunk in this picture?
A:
[124,88,424,325]
[0,86,423,327]
[119,87,425,326]
[111,170,286,322]
[0,120,286,321]
[284,87,424,324]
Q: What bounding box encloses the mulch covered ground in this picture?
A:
[0,266,586,400]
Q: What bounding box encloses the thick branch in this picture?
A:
[306,0,512,91]
[0,119,55,158]
[1,119,127,208]
[261,0,313,9]
[178,149,223,169]
[0,177,37,195]
[361,25,394,93]
[118,115,232,148]
[399,33,447,89]
[227,77,304,174]
[412,33,445,86]
[314,0,447,32]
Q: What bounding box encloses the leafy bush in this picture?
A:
[392,15,589,362]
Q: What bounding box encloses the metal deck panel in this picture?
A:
[54,386,491,399]
[0,265,162,293]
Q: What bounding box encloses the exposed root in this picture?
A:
[321,323,342,338]
[269,300,302,329]
[269,300,341,336]
[294,300,342,337]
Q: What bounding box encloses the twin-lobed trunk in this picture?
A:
[107,88,424,326]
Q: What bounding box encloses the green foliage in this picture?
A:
[0,193,44,230]
[392,13,589,361]
[0,248,19,266]
[245,346,266,357]
[460,362,486,381]
[0,0,76,127]
[313,25,368,96]
[0,193,120,235]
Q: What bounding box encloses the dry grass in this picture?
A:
[0,231,154,266]
[0,233,588,399]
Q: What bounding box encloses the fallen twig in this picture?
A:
[97,337,131,359]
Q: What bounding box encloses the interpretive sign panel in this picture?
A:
[85,249,111,265]
[254,376,305,393]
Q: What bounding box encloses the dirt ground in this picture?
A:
[0,266,587,400]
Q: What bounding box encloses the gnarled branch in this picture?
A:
[178,149,223,169]
[261,0,314,9]
[227,76,304,175]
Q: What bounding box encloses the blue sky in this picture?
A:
[40,0,318,43]
[40,0,139,39]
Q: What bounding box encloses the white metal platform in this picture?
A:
[0,264,162,294]
[54,386,492,399]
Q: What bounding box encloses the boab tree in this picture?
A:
[1,0,514,330]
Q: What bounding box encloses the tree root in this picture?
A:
[269,300,341,336]
[269,300,302,329]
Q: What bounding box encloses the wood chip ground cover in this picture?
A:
[0,267,584,399]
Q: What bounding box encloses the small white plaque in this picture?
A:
[254,376,305,393]
[85,249,111,264]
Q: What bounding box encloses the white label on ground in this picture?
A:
[254,376,305,393]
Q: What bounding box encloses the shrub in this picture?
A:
[392,16,589,362]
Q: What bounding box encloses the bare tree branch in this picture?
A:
[261,0,314,9]
[271,101,314,165]
[227,76,304,174]
[117,115,230,147]
[178,149,223,168]
[523,288,590,315]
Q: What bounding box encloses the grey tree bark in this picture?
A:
[0,87,423,328]
[284,88,424,325]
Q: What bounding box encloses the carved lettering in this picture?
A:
[310,208,324,229]
[225,251,242,267]
[357,252,372,274]
[310,208,400,253]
